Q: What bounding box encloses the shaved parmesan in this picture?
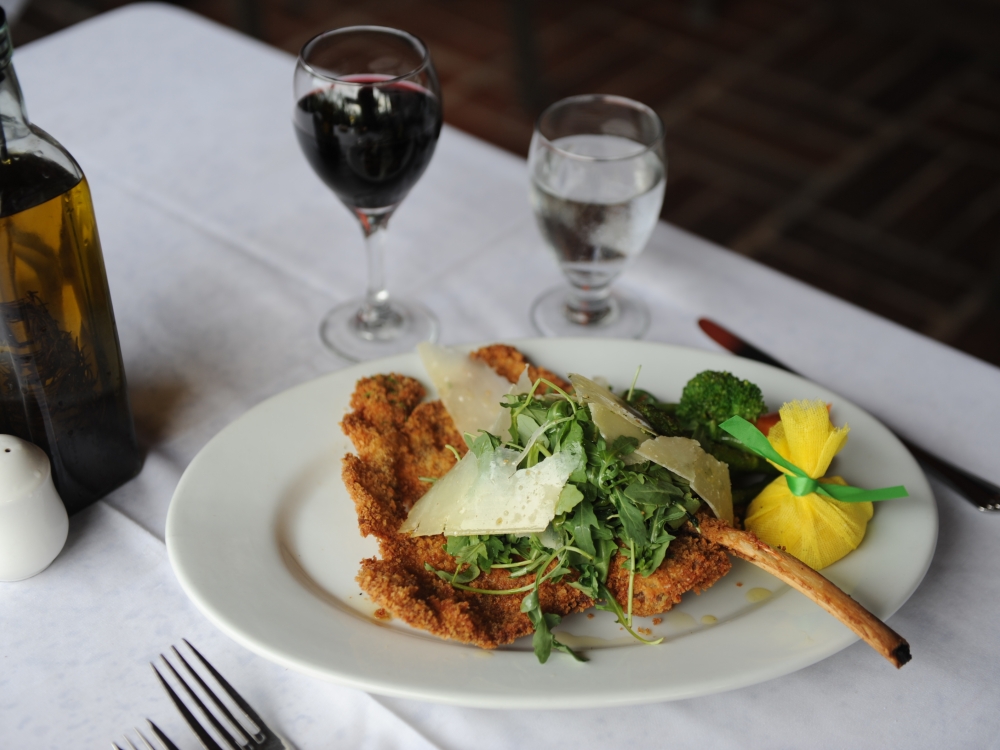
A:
[635,436,734,525]
[488,366,532,439]
[404,350,545,537]
[569,373,653,437]
[418,342,514,437]
[570,373,654,465]
[402,444,584,537]
[588,403,650,465]
[399,451,478,535]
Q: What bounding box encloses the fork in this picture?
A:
[151,640,292,750]
[111,720,181,750]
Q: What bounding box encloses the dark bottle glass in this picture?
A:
[0,10,141,514]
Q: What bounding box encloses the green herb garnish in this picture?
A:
[426,377,704,663]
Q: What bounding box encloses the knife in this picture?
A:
[698,318,1000,512]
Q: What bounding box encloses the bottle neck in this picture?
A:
[0,18,30,158]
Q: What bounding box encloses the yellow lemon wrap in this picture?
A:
[744,400,873,570]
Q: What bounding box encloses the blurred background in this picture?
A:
[9,0,1000,366]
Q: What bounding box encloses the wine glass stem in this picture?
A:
[355,210,399,334]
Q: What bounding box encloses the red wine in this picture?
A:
[294,75,442,210]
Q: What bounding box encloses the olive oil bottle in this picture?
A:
[0,10,140,514]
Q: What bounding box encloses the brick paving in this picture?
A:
[11,0,1000,366]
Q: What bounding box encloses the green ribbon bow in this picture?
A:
[719,416,908,503]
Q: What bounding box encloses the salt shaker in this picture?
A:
[0,435,68,581]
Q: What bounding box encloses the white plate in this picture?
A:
[166,339,937,709]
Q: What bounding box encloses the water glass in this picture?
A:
[528,94,666,338]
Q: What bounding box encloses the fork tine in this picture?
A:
[161,651,249,747]
[147,720,183,750]
[135,726,159,750]
[151,663,231,750]
[172,645,258,742]
[182,639,272,737]
[112,722,181,750]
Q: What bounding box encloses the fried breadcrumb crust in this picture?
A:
[605,514,731,618]
[342,362,591,649]
[341,345,730,648]
[470,343,571,393]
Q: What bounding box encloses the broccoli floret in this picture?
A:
[623,373,776,479]
[622,389,684,436]
[634,401,684,437]
[676,370,766,429]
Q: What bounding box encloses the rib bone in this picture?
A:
[698,519,911,668]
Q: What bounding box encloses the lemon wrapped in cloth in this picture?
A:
[720,401,908,570]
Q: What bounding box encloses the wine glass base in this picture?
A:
[320,298,438,361]
[530,286,650,339]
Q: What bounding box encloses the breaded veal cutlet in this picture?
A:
[341,344,731,648]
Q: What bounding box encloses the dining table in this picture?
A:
[2,4,1000,747]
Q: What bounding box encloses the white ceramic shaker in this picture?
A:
[0,434,68,581]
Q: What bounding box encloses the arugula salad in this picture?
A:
[411,368,776,663]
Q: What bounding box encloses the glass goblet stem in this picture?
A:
[353,209,403,339]
[565,284,616,325]
[566,274,615,326]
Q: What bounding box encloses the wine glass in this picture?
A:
[528,94,666,338]
[293,26,443,360]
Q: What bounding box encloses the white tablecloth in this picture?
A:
[2,5,999,747]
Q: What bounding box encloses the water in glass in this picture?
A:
[530,134,665,305]
[528,95,665,338]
